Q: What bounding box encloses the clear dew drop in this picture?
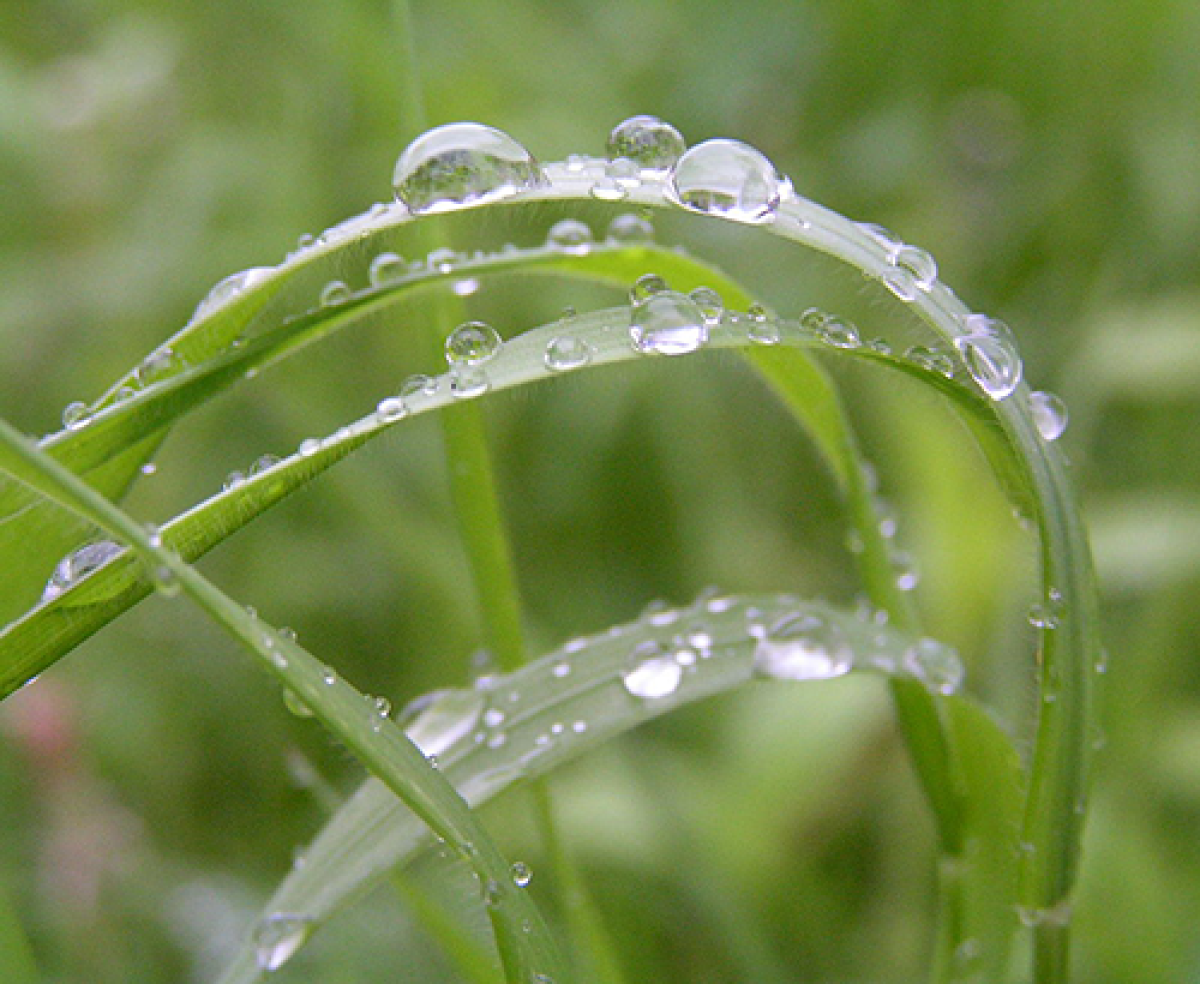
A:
[369,251,407,286]
[152,562,181,598]
[450,368,490,399]
[403,689,484,758]
[62,401,91,431]
[753,612,852,681]
[511,861,533,887]
[1029,390,1068,441]
[606,212,655,244]
[298,437,321,457]
[283,688,314,718]
[956,314,1023,401]
[42,540,122,602]
[250,454,280,476]
[747,304,781,345]
[426,247,459,274]
[544,335,593,371]
[622,643,684,699]
[907,345,955,378]
[904,638,965,695]
[889,245,938,291]
[319,280,351,307]
[630,273,668,303]
[135,348,178,386]
[606,115,686,172]
[668,138,781,223]
[688,286,724,323]
[193,267,274,322]
[818,317,861,349]
[392,122,545,214]
[546,218,594,253]
[400,373,439,401]
[253,913,314,972]
[376,396,408,422]
[630,290,708,356]
[445,321,502,367]
[892,550,920,591]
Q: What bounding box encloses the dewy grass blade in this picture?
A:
[0,417,568,984]
[211,588,1006,984]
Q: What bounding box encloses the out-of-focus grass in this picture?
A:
[0,1,1198,981]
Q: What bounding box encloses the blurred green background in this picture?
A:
[2,0,1199,981]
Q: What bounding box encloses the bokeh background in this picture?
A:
[2,0,1199,981]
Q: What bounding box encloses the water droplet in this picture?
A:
[889,245,938,291]
[1029,390,1068,441]
[1029,588,1065,629]
[668,139,781,223]
[904,638,964,695]
[62,401,91,431]
[404,689,484,758]
[892,550,920,591]
[956,314,1023,400]
[511,861,533,887]
[907,345,955,377]
[607,115,686,171]
[400,374,439,401]
[630,273,668,303]
[817,317,861,349]
[193,267,274,322]
[392,122,545,214]
[544,335,593,371]
[799,307,828,334]
[446,321,502,367]
[630,290,707,356]
[483,708,505,728]
[152,562,181,598]
[552,660,571,678]
[369,252,407,286]
[42,540,122,601]
[283,689,314,718]
[319,280,351,306]
[859,223,901,253]
[606,212,654,244]
[453,277,480,297]
[546,218,593,253]
[376,396,408,422]
[253,913,314,972]
[322,668,338,686]
[298,438,321,457]
[881,268,918,301]
[140,462,158,476]
[450,368,490,399]
[753,612,852,681]
[251,455,280,476]
[426,247,458,274]
[688,287,724,323]
[135,348,178,386]
[622,643,684,699]
[747,304,781,345]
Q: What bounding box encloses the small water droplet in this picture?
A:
[669,139,781,223]
[452,277,480,297]
[376,396,408,422]
[369,251,407,286]
[135,348,178,386]
[450,368,490,399]
[889,245,938,291]
[321,668,338,686]
[1029,588,1065,629]
[907,345,955,378]
[426,247,458,274]
[446,321,502,367]
[62,401,91,431]
[956,314,1023,400]
[818,317,861,349]
[544,335,593,371]
[552,660,571,678]
[746,304,781,345]
[607,115,686,172]
[152,562,181,598]
[319,280,351,307]
[251,455,281,477]
[283,689,314,718]
[688,287,724,323]
[392,122,545,213]
[511,861,533,887]
[799,307,828,334]
[253,913,314,972]
[1029,390,1068,441]
[892,550,920,591]
[622,642,684,699]
[753,611,852,681]
[546,218,594,253]
[630,273,668,303]
[298,437,321,457]
[483,708,505,728]
[42,540,122,601]
[904,638,964,695]
[606,212,655,244]
[140,462,158,476]
[400,374,439,401]
[193,267,274,322]
[630,290,707,356]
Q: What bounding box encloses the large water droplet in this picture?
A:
[392,123,545,214]
[445,321,502,367]
[42,540,122,602]
[400,374,439,402]
[546,218,593,253]
[622,643,683,699]
[630,290,707,356]
[956,314,1023,400]
[606,115,686,172]
[668,139,781,223]
[1029,390,1068,441]
[753,612,852,681]
[253,913,314,972]
[403,689,485,758]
